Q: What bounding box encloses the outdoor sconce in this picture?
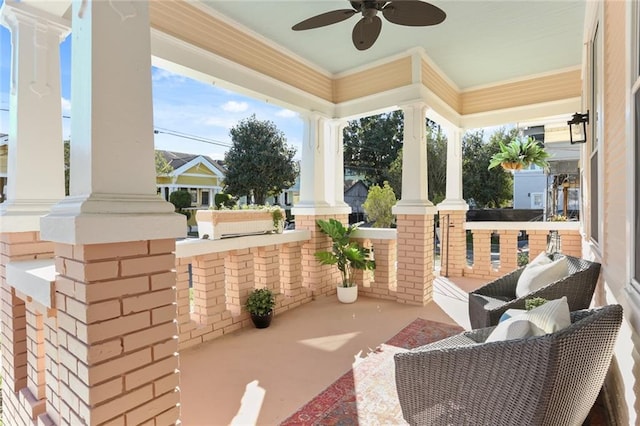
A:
[567,111,589,144]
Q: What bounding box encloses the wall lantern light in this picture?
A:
[567,111,589,144]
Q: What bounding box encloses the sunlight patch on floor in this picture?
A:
[298,331,362,351]
[230,380,265,426]
[433,277,471,330]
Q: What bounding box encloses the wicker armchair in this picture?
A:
[394,304,623,426]
[468,254,601,329]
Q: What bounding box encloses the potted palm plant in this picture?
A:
[314,218,375,303]
[245,288,275,328]
[488,136,551,171]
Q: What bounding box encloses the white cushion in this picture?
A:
[515,253,569,298]
[486,297,571,342]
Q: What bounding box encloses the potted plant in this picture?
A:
[314,218,375,303]
[245,288,275,328]
[272,208,285,233]
[488,136,551,171]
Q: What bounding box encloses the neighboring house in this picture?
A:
[156,150,225,208]
[0,133,8,202]
[512,123,580,219]
[344,180,368,214]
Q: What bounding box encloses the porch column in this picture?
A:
[293,113,350,296]
[39,1,184,425]
[0,3,68,425]
[392,102,437,305]
[437,125,469,277]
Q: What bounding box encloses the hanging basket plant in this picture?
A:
[488,136,551,171]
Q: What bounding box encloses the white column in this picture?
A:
[438,124,469,211]
[292,113,350,216]
[393,102,436,215]
[40,0,183,244]
[0,2,69,232]
[331,120,349,209]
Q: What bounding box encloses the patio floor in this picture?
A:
[178,275,482,425]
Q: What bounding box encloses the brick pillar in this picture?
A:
[255,245,280,292]
[498,230,520,273]
[25,306,46,407]
[528,231,548,258]
[438,210,468,277]
[351,238,372,289]
[280,242,303,298]
[0,231,54,425]
[470,230,492,278]
[396,214,435,305]
[558,230,582,258]
[53,239,179,425]
[296,214,346,296]
[43,314,60,424]
[362,238,396,300]
[191,253,226,324]
[225,248,255,316]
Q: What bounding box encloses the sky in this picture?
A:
[0,22,304,161]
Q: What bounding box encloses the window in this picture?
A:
[589,24,601,244]
[633,2,640,286]
[201,190,209,206]
[531,192,543,209]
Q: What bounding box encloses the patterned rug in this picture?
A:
[280,319,464,426]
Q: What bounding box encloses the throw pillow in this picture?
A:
[515,253,569,298]
[486,296,571,342]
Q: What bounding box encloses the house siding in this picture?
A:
[333,58,412,104]
[421,60,461,113]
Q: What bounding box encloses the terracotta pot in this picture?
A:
[501,161,524,171]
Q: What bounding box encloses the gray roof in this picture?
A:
[158,150,226,174]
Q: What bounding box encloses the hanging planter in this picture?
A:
[488,136,551,171]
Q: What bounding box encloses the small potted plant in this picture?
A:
[245,288,275,328]
[488,136,551,171]
[314,218,375,303]
[271,207,285,233]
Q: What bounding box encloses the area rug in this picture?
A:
[280,319,464,426]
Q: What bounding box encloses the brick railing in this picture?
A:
[352,228,399,301]
[462,221,582,280]
[174,230,312,350]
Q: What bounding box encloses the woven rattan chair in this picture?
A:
[394,304,623,426]
[468,254,601,329]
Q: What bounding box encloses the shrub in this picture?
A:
[362,181,397,228]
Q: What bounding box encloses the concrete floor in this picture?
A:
[178,275,484,426]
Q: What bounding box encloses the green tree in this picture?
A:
[362,181,397,227]
[343,110,404,186]
[224,115,298,205]
[169,190,192,219]
[462,128,515,208]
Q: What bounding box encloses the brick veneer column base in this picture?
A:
[396,214,435,306]
[296,214,347,297]
[438,210,468,277]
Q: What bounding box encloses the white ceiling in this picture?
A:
[201,0,586,90]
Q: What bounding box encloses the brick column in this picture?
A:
[438,210,468,277]
[498,230,520,273]
[352,238,372,289]
[52,239,179,425]
[528,231,548,259]
[255,245,280,291]
[225,248,255,316]
[296,214,345,296]
[361,238,396,300]
[558,230,582,257]
[470,229,492,279]
[396,214,436,305]
[191,253,225,324]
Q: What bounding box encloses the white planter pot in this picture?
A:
[336,285,358,303]
[195,209,284,240]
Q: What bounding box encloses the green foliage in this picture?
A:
[224,115,298,205]
[314,219,375,287]
[343,110,404,186]
[362,182,396,227]
[214,192,236,209]
[155,151,174,175]
[525,297,548,311]
[64,140,70,196]
[245,288,275,316]
[426,123,448,203]
[488,136,550,170]
[517,251,530,267]
[169,190,192,220]
[463,128,514,208]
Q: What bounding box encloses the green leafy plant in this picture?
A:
[214,192,236,209]
[245,288,275,316]
[362,181,397,228]
[169,190,192,220]
[517,251,530,267]
[525,297,548,311]
[271,208,285,229]
[314,219,375,288]
[488,136,551,171]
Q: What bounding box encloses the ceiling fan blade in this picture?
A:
[352,16,382,51]
[292,9,357,31]
[382,0,446,26]
[350,1,363,11]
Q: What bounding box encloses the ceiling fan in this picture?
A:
[292,0,446,51]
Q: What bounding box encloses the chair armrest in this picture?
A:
[470,267,524,299]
